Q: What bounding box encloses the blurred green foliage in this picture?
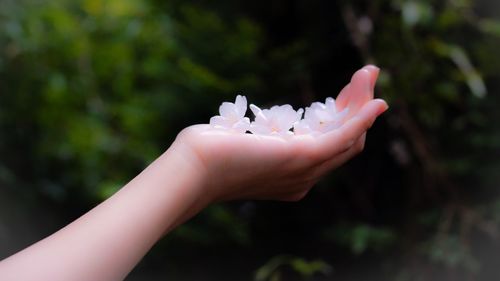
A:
[326,223,397,255]
[255,255,332,281]
[0,0,262,202]
[1,0,499,280]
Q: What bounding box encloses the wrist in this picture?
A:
[155,140,213,224]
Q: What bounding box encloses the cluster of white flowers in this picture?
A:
[209,95,349,136]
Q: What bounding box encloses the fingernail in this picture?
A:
[351,68,371,83]
[363,65,380,90]
[364,64,380,73]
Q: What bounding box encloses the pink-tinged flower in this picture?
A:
[210,95,250,133]
[249,104,304,137]
[294,97,349,135]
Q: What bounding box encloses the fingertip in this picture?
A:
[363,64,380,75]
[343,69,372,115]
[372,99,389,116]
[336,67,382,114]
[352,99,387,126]
[351,68,371,84]
[362,65,380,89]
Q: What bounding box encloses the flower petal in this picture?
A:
[249,123,272,135]
[294,121,311,135]
[250,104,268,123]
[210,115,231,128]
[325,97,337,113]
[233,118,250,133]
[219,102,238,119]
[315,109,332,121]
[296,108,304,120]
[234,95,248,118]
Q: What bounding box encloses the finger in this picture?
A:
[336,69,371,117]
[314,133,366,177]
[362,65,380,92]
[344,69,372,117]
[316,98,388,161]
[335,84,350,111]
[336,66,379,112]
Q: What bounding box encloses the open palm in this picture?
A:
[173,66,387,203]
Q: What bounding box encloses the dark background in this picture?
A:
[1,0,500,280]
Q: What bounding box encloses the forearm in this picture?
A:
[0,142,207,281]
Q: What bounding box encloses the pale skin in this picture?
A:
[0,65,388,281]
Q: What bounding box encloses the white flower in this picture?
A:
[249,104,303,136]
[294,97,349,135]
[210,95,250,133]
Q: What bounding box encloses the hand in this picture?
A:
[171,66,387,203]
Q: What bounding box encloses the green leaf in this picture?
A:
[401,1,434,27]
